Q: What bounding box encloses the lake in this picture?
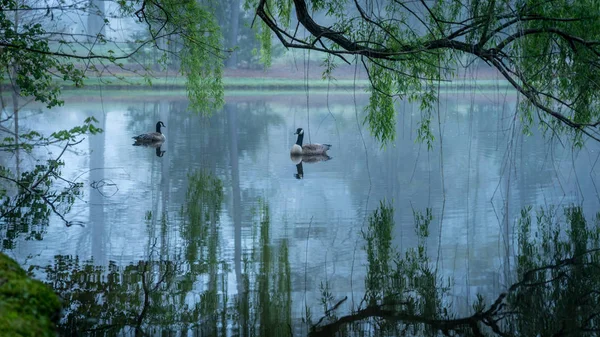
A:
[2,87,599,336]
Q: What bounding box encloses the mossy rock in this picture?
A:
[0,253,61,337]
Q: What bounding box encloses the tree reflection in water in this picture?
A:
[41,170,293,336]
[312,204,600,336]
[37,191,600,336]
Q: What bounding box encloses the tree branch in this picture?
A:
[255,0,600,141]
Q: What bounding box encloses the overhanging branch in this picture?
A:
[255,0,600,141]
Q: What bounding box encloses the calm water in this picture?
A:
[2,88,599,335]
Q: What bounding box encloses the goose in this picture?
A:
[290,128,331,156]
[133,121,166,143]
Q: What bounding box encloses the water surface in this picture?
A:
[2,88,599,335]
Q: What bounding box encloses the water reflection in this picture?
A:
[310,203,600,336]
[36,198,600,336]
[132,141,166,157]
[291,154,331,179]
[295,162,304,179]
[41,171,295,336]
[1,91,599,336]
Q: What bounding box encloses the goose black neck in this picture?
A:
[156,122,162,133]
[295,132,304,146]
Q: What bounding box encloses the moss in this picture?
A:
[0,253,61,337]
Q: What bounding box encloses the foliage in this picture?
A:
[17,192,600,336]
[163,0,225,113]
[182,169,223,271]
[315,203,600,336]
[0,0,84,108]
[243,200,292,336]
[45,256,184,336]
[509,205,600,335]
[0,0,225,112]
[42,171,227,335]
[330,201,449,336]
[0,117,103,248]
[0,253,61,337]
[252,0,600,145]
[37,193,293,335]
[124,0,225,112]
[0,0,228,238]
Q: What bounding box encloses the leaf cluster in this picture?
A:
[0,0,226,113]
[134,0,225,113]
[355,201,449,336]
[510,205,600,335]
[0,118,103,247]
[0,0,85,108]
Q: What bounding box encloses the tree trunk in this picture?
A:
[87,0,106,43]
[226,0,240,68]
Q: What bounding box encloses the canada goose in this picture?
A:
[291,128,331,156]
[133,121,166,143]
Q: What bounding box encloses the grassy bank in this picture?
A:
[59,75,513,91]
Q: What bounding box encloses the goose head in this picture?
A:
[156,121,166,133]
[291,127,305,155]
